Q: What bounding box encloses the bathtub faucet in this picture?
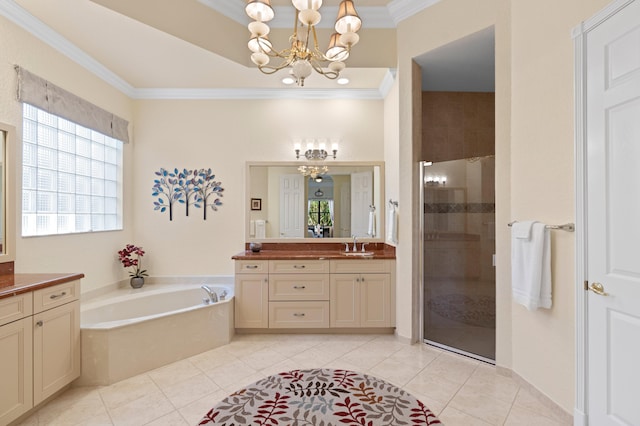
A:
[201,285,218,303]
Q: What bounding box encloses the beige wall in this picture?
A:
[394,0,612,414]
[131,99,385,277]
[0,15,134,292]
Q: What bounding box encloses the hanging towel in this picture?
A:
[511,221,552,310]
[367,210,375,237]
[255,220,266,239]
[386,206,398,244]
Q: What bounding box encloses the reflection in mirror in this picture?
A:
[247,162,384,241]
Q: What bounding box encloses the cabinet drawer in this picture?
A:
[33,281,80,314]
[269,260,329,274]
[330,259,391,274]
[235,260,268,274]
[0,293,33,327]
[269,301,329,328]
[269,274,330,301]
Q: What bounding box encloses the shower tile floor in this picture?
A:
[15,334,570,426]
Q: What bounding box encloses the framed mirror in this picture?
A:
[246,161,385,242]
[0,122,16,263]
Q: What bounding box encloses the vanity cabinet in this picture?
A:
[268,260,330,328]
[234,260,269,328]
[0,293,33,425]
[330,260,393,328]
[234,257,395,331]
[0,280,80,425]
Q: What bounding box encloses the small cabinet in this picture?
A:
[235,260,269,329]
[0,292,33,425]
[33,296,80,404]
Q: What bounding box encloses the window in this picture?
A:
[22,104,123,236]
[307,200,333,226]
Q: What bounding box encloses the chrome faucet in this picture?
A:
[201,285,218,303]
[352,235,358,252]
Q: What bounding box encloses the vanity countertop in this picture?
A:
[0,273,85,299]
[232,242,396,260]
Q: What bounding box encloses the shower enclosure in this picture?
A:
[421,156,496,362]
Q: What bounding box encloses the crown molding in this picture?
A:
[199,0,438,29]
[131,87,386,100]
[0,0,135,97]
[378,68,397,98]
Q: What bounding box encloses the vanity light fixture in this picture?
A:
[245,0,362,87]
[294,138,338,178]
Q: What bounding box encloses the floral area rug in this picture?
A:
[199,368,442,425]
[428,293,495,328]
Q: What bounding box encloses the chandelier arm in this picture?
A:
[258,58,296,75]
[309,60,339,80]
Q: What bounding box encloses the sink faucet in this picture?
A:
[352,235,358,252]
[201,285,218,303]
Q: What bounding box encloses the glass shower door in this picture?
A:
[422,156,496,362]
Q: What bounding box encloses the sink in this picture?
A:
[341,251,374,257]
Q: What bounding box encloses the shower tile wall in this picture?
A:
[421,91,495,163]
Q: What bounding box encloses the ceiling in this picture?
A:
[4,0,495,98]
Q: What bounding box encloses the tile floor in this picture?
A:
[15,334,571,426]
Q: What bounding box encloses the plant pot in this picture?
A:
[130,277,145,289]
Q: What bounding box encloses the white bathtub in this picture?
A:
[78,281,234,385]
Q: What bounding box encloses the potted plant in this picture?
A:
[118,244,148,288]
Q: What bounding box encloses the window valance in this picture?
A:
[15,66,129,143]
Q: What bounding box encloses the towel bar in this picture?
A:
[508,221,575,232]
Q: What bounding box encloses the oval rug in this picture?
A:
[198,368,442,425]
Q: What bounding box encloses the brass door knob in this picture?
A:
[589,282,609,296]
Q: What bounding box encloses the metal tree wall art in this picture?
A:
[194,168,225,220]
[152,167,224,221]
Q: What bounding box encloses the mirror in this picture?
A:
[247,162,385,241]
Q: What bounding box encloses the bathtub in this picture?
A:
[78,280,234,385]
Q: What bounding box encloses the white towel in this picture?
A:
[367,211,375,237]
[255,220,266,239]
[511,221,552,310]
[513,221,535,239]
[386,207,397,244]
[249,220,256,237]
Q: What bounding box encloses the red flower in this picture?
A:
[117,244,148,278]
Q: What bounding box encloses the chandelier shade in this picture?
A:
[245,0,361,86]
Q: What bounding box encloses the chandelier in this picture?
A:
[245,0,362,86]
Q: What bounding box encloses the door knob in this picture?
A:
[589,282,609,296]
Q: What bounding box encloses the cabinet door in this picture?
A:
[360,274,391,327]
[330,274,360,327]
[0,317,33,425]
[33,300,80,405]
[235,274,269,328]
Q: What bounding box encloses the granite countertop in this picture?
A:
[0,273,85,299]
[232,242,396,260]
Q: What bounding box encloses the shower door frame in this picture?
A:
[418,160,496,365]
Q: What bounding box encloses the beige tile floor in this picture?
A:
[15,334,571,426]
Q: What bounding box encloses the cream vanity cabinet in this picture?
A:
[330,259,394,328]
[0,292,33,425]
[234,257,394,331]
[268,260,330,328]
[0,280,80,425]
[234,260,269,328]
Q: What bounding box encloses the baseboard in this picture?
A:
[235,328,395,335]
[496,367,573,424]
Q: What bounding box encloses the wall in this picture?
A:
[396,0,612,414]
[0,15,134,292]
[509,0,611,411]
[422,91,495,162]
[131,99,384,277]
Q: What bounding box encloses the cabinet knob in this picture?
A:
[246,265,259,269]
[36,320,43,327]
[293,313,306,317]
[293,265,306,269]
[293,285,306,289]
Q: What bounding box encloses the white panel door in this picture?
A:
[350,171,373,237]
[586,1,640,424]
[279,174,305,238]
